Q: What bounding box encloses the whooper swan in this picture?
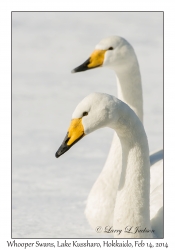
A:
[55,93,163,238]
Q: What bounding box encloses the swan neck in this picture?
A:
[114,57,143,123]
[112,113,153,238]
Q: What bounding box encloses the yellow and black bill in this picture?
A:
[55,118,85,158]
[71,49,106,73]
[71,58,91,73]
[55,132,84,158]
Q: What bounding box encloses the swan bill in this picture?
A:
[71,58,91,73]
[55,118,85,158]
[71,50,106,73]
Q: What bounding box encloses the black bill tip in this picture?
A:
[55,132,85,159]
[55,143,71,158]
[71,58,91,73]
[55,145,70,158]
[55,133,71,158]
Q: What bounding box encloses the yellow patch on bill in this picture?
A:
[88,50,106,68]
[67,118,84,146]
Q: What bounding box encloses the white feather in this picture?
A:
[72,36,163,230]
[66,92,163,238]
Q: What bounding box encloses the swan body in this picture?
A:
[72,36,163,228]
[55,93,163,238]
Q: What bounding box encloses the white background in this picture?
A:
[0,1,174,249]
[12,11,163,238]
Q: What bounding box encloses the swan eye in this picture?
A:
[82,111,88,117]
[108,47,114,50]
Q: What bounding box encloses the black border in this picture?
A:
[11,11,164,240]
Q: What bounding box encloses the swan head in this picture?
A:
[71,36,134,73]
[55,93,121,158]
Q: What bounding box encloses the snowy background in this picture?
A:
[12,12,163,238]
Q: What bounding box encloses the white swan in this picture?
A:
[55,93,163,238]
[71,36,163,228]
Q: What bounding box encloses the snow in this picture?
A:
[12,12,163,238]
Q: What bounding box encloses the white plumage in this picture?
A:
[72,36,163,231]
[56,93,163,238]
